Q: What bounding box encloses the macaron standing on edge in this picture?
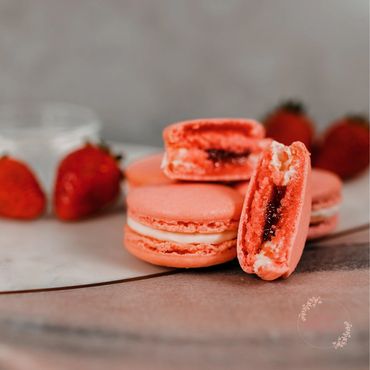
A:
[124,184,244,268]
[162,118,267,182]
[237,141,312,281]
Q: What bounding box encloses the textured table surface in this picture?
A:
[0,226,369,370]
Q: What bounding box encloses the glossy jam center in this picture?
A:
[206,149,251,163]
[262,185,286,242]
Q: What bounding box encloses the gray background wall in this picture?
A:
[0,0,368,145]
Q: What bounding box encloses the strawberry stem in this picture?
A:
[345,114,369,128]
[98,140,124,162]
[279,100,306,114]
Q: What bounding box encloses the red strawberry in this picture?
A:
[0,156,45,220]
[264,100,315,151]
[314,114,369,179]
[54,143,123,220]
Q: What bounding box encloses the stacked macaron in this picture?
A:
[124,118,340,280]
[125,184,243,268]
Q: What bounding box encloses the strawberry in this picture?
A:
[54,143,123,220]
[314,114,369,179]
[264,100,315,151]
[0,156,45,220]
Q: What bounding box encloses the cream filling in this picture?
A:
[311,204,340,220]
[167,148,197,170]
[270,141,296,185]
[127,217,237,244]
[253,252,274,272]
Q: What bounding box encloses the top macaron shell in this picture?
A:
[163,118,265,143]
[125,153,174,188]
[127,183,244,233]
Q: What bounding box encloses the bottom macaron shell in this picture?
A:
[308,215,338,240]
[124,225,237,268]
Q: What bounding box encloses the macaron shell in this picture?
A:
[127,184,243,232]
[311,168,342,209]
[124,225,236,268]
[125,153,173,188]
[236,168,258,273]
[163,118,265,143]
[308,215,338,240]
[283,161,311,278]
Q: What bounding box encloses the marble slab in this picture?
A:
[0,143,368,292]
[0,143,171,292]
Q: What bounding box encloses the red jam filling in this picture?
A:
[206,149,251,164]
[262,185,286,242]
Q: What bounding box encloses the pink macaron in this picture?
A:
[308,168,342,239]
[125,153,174,189]
[237,141,311,280]
[124,183,244,268]
[162,118,267,182]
